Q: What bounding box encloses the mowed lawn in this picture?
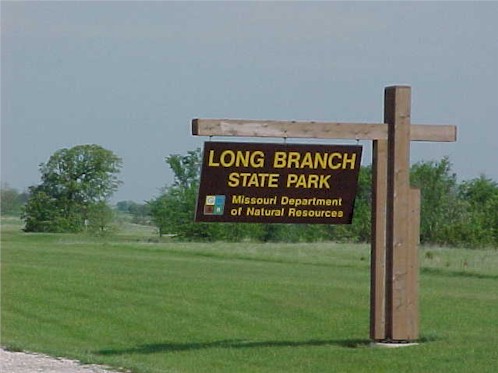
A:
[1,218,498,373]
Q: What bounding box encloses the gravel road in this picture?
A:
[0,348,124,373]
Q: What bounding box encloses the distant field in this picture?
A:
[1,217,498,373]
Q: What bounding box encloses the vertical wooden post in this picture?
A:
[370,139,388,340]
[384,86,417,341]
[407,188,420,338]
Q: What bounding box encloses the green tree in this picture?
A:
[22,144,122,232]
[116,200,151,224]
[456,175,498,247]
[149,149,211,239]
[410,157,460,245]
[1,184,28,216]
[87,201,115,234]
[116,200,134,213]
[148,194,171,236]
[21,188,59,232]
[167,149,202,190]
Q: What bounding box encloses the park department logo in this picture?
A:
[203,195,225,215]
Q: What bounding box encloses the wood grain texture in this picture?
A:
[385,86,415,341]
[370,139,388,340]
[192,119,456,142]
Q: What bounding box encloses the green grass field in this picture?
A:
[1,217,498,372]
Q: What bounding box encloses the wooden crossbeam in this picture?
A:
[192,118,457,142]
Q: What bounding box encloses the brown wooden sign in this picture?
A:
[193,86,457,343]
[195,141,362,224]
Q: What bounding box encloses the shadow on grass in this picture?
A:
[96,338,371,355]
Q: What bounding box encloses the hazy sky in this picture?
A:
[2,1,497,202]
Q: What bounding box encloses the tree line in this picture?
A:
[1,144,497,248]
[146,149,498,248]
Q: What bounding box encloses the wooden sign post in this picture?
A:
[192,86,457,343]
